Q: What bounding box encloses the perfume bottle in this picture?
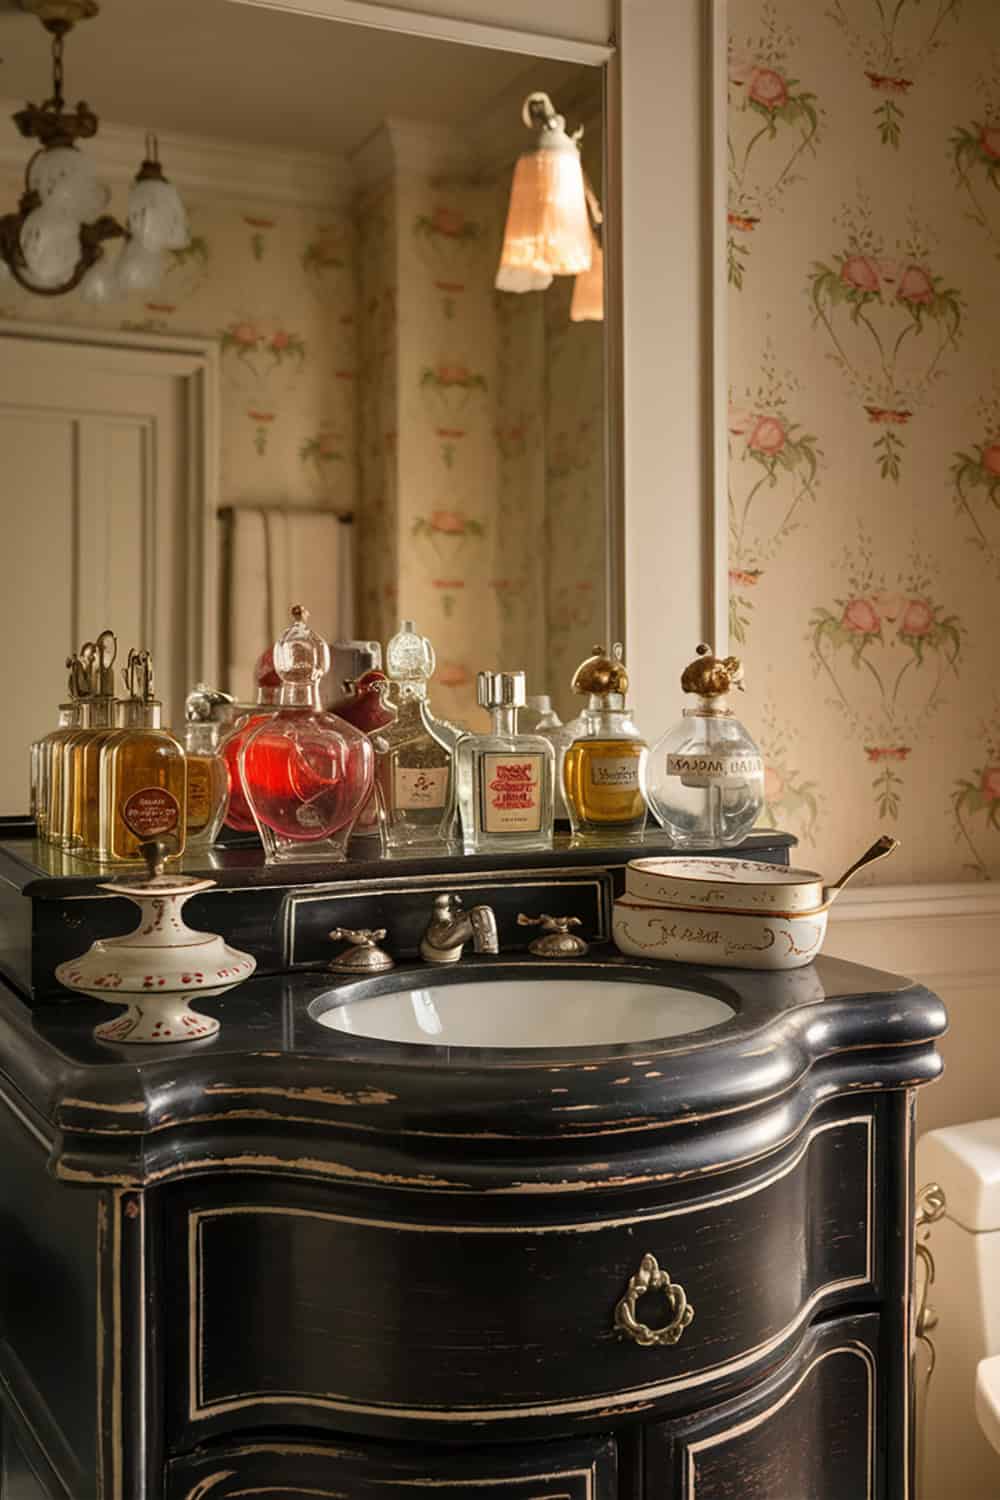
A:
[47,641,101,847]
[183,684,233,849]
[239,606,374,863]
[99,649,187,862]
[329,669,396,839]
[65,630,119,852]
[456,671,554,853]
[373,622,456,854]
[524,694,579,822]
[642,643,765,849]
[563,644,648,844]
[32,652,87,842]
[219,648,282,832]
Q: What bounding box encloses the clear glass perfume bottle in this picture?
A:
[373,622,455,854]
[219,648,282,832]
[183,684,233,850]
[562,644,648,844]
[239,606,374,863]
[642,643,765,849]
[99,649,188,862]
[456,671,555,853]
[65,630,119,853]
[525,694,580,823]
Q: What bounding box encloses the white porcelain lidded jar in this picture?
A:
[54,840,256,1044]
[642,644,764,849]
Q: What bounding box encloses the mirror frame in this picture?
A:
[225,0,729,733]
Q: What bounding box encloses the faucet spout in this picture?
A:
[420,892,499,965]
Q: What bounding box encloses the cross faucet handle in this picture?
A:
[328,927,395,974]
[517,913,588,958]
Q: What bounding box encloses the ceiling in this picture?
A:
[0,0,585,156]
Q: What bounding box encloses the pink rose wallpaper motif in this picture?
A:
[827,0,961,147]
[728,346,822,640]
[808,197,962,479]
[727,2,821,288]
[952,709,1000,879]
[302,223,347,281]
[952,63,1000,260]
[755,704,822,840]
[809,535,962,818]
[300,426,346,496]
[220,319,308,457]
[951,388,1000,578]
[244,215,277,262]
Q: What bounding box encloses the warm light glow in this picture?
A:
[570,233,604,321]
[495,146,592,288]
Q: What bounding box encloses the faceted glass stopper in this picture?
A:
[274,605,331,684]
[386,619,435,683]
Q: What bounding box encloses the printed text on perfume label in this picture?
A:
[667,753,764,788]
[482,754,543,834]
[589,756,640,790]
[122,787,181,839]
[394,766,448,811]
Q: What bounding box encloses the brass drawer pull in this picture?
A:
[614,1253,695,1347]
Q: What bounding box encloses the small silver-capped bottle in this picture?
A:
[456,672,555,853]
[642,644,764,849]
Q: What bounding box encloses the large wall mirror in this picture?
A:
[0,0,617,787]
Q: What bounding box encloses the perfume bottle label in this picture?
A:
[122,786,181,839]
[394,766,448,811]
[589,755,641,791]
[481,753,543,835]
[186,763,213,830]
[666,753,764,788]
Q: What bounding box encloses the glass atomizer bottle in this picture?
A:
[456,671,555,853]
[642,643,764,848]
[373,621,455,853]
[99,649,188,862]
[183,684,234,849]
[47,644,96,847]
[239,606,374,863]
[65,630,119,853]
[32,651,87,843]
[563,644,648,843]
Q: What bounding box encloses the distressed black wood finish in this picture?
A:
[167,1434,618,1500]
[644,1313,881,1498]
[0,845,943,1500]
[0,830,795,1000]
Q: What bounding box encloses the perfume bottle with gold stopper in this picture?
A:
[32,653,87,843]
[64,630,119,853]
[642,644,764,848]
[48,643,97,847]
[99,649,187,862]
[562,644,648,843]
[183,684,233,850]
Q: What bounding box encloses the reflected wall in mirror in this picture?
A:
[0,0,609,818]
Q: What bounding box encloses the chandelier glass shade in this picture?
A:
[0,4,189,301]
[495,92,593,293]
[570,231,604,322]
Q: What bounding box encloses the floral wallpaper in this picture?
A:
[729,0,1000,882]
[354,123,606,729]
[0,175,357,687]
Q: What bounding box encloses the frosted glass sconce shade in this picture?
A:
[570,234,604,322]
[116,240,165,293]
[28,146,109,220]
[20,203,80,283]
[496,145,592,285]
[128,170,190,252]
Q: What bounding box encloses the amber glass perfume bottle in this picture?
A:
[65,630,119,853]
[99,649,187,862]
[47,645,97,847]
[183,685,233,849]
[33,652,87,843]
[562,644,648,843]
[374,622,455,853]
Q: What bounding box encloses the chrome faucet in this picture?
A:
[419,892,499,965]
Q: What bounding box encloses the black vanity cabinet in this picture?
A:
[0,823,942,1500]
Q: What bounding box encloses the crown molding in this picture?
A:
[350,116,475,189]
[0,103,354,209]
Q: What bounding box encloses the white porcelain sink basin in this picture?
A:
[313,976,734,1049]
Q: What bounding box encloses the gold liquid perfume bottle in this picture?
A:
[99,649,187,862]
[32,654,87,842]
[562,644,648,843]
[183,684,233,850]
[373,621,455,853]
[64,630,119,853]
[48,644,96,847]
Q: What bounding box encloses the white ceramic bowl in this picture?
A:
[612,893,827,970]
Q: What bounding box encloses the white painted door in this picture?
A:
[0,329,211,814]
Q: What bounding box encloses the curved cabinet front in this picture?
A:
[165,1108,876,1445]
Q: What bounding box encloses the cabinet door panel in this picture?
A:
[645,1314,879,1500]
[167,1433,616,1499]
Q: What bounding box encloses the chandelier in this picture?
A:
[0,0,189,303]
[494,91,604,320]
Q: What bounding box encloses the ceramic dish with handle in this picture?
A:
[612,836,898,970]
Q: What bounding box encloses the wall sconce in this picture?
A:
[495,91,592,293]
[0,0,189,302]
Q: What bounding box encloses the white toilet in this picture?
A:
[917,1120,1000,1500]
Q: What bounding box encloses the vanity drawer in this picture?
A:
[165,1110,876,1446]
